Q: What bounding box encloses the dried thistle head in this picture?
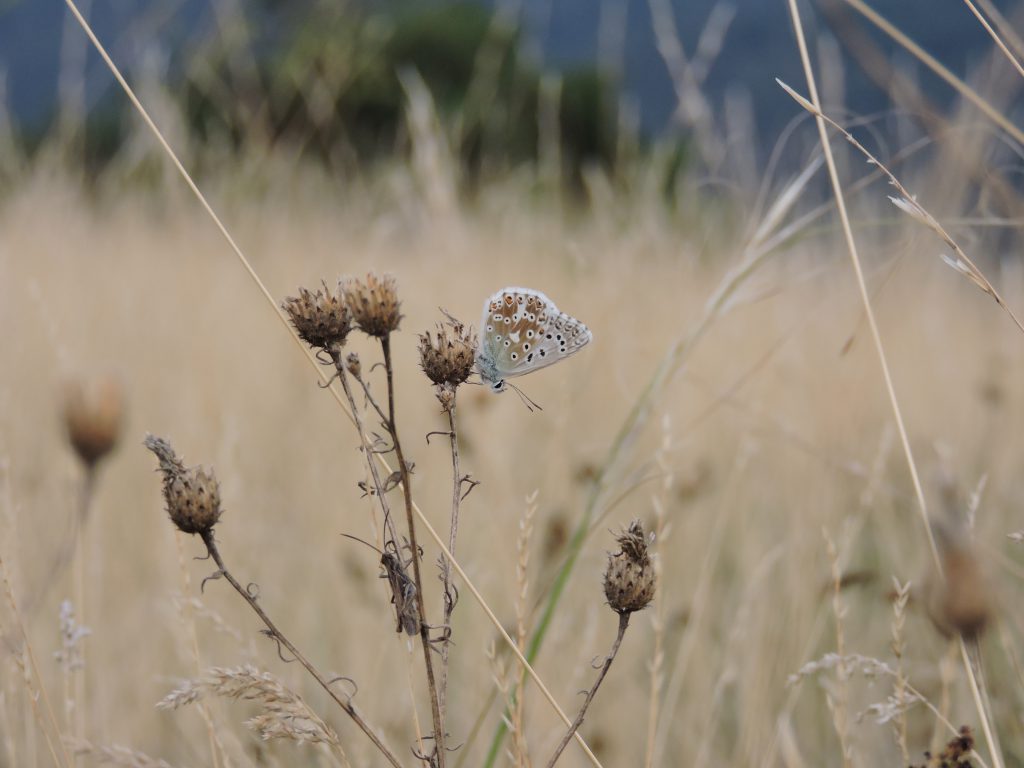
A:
[63,375,123,467]
[343,273,402,338]
[281,282,351,351]
[418,316,477,400]
[604,520,656,614]
[144,435,223,536]
[910,725,974,768]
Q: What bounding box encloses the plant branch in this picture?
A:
[328,347,399,546]
[198,530,403,768]
[437,403,462,724]
[381,335,446,767]
[545,613,630,768]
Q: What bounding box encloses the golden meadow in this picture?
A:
[3,2,1024,766]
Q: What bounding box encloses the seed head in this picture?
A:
[63,375,124,467]
[604,520,656,614]
[144,435,223,536]
[281,282,351,350]
[343,273,402,338]
[418,317,477,396]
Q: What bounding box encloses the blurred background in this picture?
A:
[5,1,1024,767]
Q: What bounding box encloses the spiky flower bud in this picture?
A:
[63,375,124,467]
[604,520,656,614]
[144,435,223,535]
[343,273,402,338]
[281,282,351,350]
[418,318,476,396]
[345,352,362,380]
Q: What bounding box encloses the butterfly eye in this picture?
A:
[504,317,511,324]
[504,340,511,347]
[486,325,493,332]
[493,314,501,321]
[523,343,530,351]
[495,334,502,341]
[511,353,518,360]
[513,314,519,321]
[526,330,534,338]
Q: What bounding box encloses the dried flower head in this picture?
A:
[418,317,476,395]
[281,282,351,350]
[144,435,223,535]
[343,273,402,337]
[910,725,974,768]
[604,520,656,614]
[63,375,123,467]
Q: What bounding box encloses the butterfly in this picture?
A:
[476,287,592,394]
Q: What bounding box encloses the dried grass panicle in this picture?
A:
[418,316,477,393]
[343,273,402,338]
[54,600,90,673]
[143,435,222,535]
[63,374,123,467]
[158,665,340,747]
[603,520,656,615]
[281,282,351,351]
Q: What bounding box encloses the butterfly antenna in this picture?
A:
[508,381,543,412]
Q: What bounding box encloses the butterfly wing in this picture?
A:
[478,287,592,381]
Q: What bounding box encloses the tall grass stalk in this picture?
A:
[784,1,1004,764]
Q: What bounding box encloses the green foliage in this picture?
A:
[180,1,622,189]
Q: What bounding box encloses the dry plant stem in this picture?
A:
[65,8,597,761]
[544,613,630,768]
[328,348,399,546]
[840,0,1024,147]
[197,530,403,768]
[784,2,1004,766]
[437,404,462,725]
[776,81,1024,336]
[960,0,1024,79]
[380,336,446,767]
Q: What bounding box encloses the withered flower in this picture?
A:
[418,317,476,403]
[145,435,223,536]
[343,274,402,338]
[63,375,124,467]
[281,282,351,350]
[604,520,656,614]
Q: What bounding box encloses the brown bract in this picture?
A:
[343,273,402,338]
[281,282,351,350]
[63,375,124,466]
[145,435,223,535]
[418,319,476,390]
[604,520,656,614]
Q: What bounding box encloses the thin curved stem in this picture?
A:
[198,531,403,768]
[381,336,446,767]
[545,613,630,768]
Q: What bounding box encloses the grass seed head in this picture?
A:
[604,520,656,614]
[281,282,351,351]
[63,375,123,467]
[343,273,402,338]
[144,435,223,535]
[418,317,476,400]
